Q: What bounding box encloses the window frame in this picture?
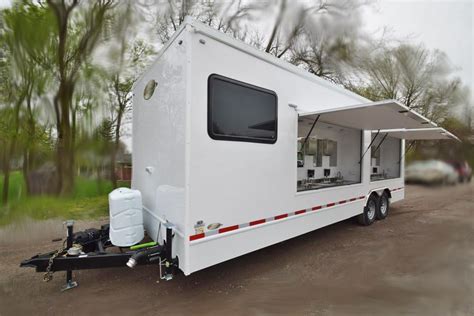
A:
[370,135,403,182]
[207,74,278,144]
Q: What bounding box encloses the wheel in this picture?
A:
[357,194,378,226]
[376,192,390,220]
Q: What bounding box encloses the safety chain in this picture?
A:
[43,240,66,282]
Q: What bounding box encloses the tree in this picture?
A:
[45,0,117,195]
[285,1,372,83]
[1,2,49,203]
[153,0,247,44]
[0,17,12,204]
[350,47,400,100]
[107,39,154,188]
[352,43,467,123]
[74,118,114,192]
[153,0,370,66]
[0,107,18,205]
[1,1,140,198]
[290,31,362,84]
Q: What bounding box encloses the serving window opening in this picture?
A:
[297,116,362,192]
[370,132,402,181]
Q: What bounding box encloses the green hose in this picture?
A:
[130,241,158,250]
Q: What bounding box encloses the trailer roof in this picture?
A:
[373,128,460,141]
[297,99,437,130]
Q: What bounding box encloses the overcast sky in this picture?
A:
[363,0,473,92]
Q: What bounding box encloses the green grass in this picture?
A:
[0,171,130,227]
[73,176,114,199]
[0,171,27,202]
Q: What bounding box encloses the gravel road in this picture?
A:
[1,183,473,315]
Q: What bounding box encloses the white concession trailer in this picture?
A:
[131,17,458,276]
[21,17,459,288]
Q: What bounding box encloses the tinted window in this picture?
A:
[208,74,277,144]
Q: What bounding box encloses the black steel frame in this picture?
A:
[21,251,138,272]
[20,221,178,290]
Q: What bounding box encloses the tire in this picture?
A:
[376,192,390,220]
[357,194,378,226]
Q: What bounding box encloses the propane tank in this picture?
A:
[109,188,144,247]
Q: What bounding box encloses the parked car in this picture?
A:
[448,161,472,183]
[405,160,458,185]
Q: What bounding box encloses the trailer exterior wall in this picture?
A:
[185,24,397,274]
[132,20,407,276]
[132,30,189,271]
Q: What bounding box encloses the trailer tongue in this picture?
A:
[20,219,178,291]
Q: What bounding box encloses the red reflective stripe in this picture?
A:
[189,233,205,241]
[219,225,239,234]
[190,195,371,241]
[249,219,266,226]
[274,214,288,220]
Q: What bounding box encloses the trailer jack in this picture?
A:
[62,273,78,292]
[161,222,178,281]
[20,220,177,291]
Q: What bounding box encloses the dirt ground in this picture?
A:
[0,183,473,315]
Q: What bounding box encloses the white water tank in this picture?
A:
[109,188,144,247]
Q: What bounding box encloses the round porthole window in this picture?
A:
[143,80,158,100]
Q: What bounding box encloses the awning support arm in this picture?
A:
[359,129,380,164]
[300,114,320,153]
[372,133,389,156]
[398,140,416,164]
